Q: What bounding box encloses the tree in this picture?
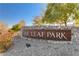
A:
[11,20,25,32]
[33,16,43,26]
[42,3,79,26]
[75,17,79,27]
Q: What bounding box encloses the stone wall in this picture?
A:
[20,27,79,56]
[1,27,79,56]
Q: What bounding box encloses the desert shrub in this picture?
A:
[0,30,15,53]
[0,21,24,53]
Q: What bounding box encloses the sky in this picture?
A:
[0,3,47,27]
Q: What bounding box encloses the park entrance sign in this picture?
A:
[22,26,71,41]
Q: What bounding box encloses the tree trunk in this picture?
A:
[64,21,67,27]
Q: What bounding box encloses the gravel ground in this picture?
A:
[0,28,79,56]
